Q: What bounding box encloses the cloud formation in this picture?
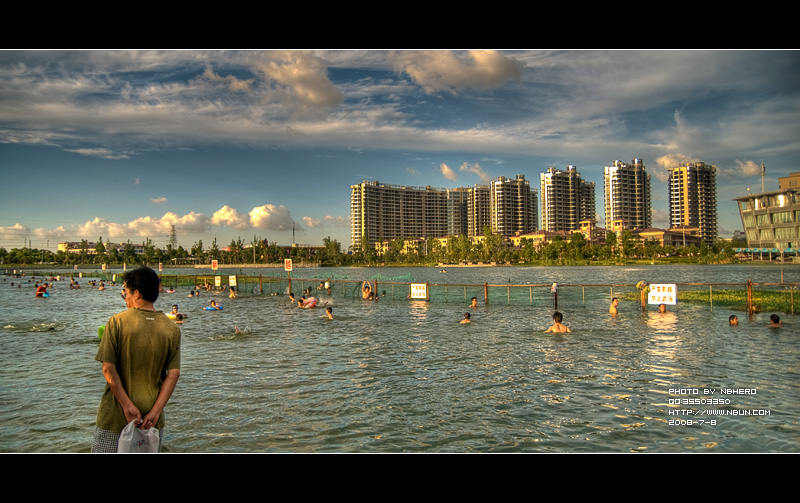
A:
[459,162,491,184]
[391,50,523,94]
[440,163,457,181]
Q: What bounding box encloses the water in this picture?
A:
[1,264,798,453]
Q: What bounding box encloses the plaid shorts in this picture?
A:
[91,427,164,453]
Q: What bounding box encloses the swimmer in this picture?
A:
[235,325,244,334]
[324,307,334,320]
[229,286,237,299]
[769,314,783,328]
[658,303,667,313]
[609,297,619,315]
[544,311,571,333]
[289,293,296,303]
[35,283,48,297]
[470,297,478,309]
[362,281,373,299]
[208,300,220,310]
[188,289,195,297]
[729,315,739,326]
[460,312,471,324]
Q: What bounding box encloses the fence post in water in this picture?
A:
[484,282,488,305]
[747,279,753,315]
[710,285,713,312]
[259,275,263,295]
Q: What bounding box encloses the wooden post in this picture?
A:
[484,282,488,305]
[259,275,263,295]
[746,279,753,315]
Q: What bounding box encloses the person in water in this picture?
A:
[460,312,471,324]
[658,303,667,313]
[35,283,48,297]
[170,304,185,323]
[362,281,373,299]
[324,307,334,320]
[729,315,739,326]
[470,297,478,308]
[769,314,783,328]
[229,286,237,299]
[544,311,571,333]
[609,297,619,315]
[208,300,220,310]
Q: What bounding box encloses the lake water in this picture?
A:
[1,264,798,453]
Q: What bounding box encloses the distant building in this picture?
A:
[733,171,800,252]
[350,175,538,250]
[490,175,538,237]
[635,226,702,249]
[349,181,448,250]
[467,185,491,237]
[667,162,717,246]
[540,166,595,232]
[604,159,651,230]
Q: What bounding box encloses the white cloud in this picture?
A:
[459,162,491,184]
[440,163,457,181]
[324,215,349,227]
[302,216,321,228]
[249,204,294,231]
[390,50,523,95]
[150,197,168,204]
[719,159,763,179]
[211,205,250,230]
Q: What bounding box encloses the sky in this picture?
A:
[1,49,799,252]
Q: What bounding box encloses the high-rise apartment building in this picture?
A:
[467,185,490,237]
[603,159,651,230]
[445,187,470,237]
[350,181,448,250]
[490,175,538,237]
[350,175,539,249]
[667,162,717,245]
[540,166,596,232]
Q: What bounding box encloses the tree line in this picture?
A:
[1,231,746,268]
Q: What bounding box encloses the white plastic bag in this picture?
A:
[117,420,160,453]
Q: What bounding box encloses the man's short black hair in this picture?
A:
[553,311,563,323]
[123,267,160,303]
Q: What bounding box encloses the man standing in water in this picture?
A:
[609,297,619,315]
[91,267,181,453]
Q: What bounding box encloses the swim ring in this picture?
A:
[304,297,317,308]
[98,325,105,340]
[205,304,223,311]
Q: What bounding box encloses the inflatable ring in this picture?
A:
[205,304,223,311]
[98,325,105,340]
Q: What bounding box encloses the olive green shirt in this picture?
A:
[95,308,181,432]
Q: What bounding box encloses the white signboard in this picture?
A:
[229,275,237,287]
[284,259,293,272]
[648,283,677,305]
[215,276,222,288]
[410,283,428,300]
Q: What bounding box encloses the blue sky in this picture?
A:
[1,50,798,252]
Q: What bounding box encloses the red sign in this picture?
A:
[211,260,218,271]
[284,259,293,271]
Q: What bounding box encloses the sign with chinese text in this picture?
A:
[648,283,677,305]
[410,283,428,300]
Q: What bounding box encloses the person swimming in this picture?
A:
[460,312,471,324]
[609,297,619,315]
[544,311,571,333]
[769,314,783,328]
[324,307,334,320]
[729,314,739,326]
[470,297,478,308]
